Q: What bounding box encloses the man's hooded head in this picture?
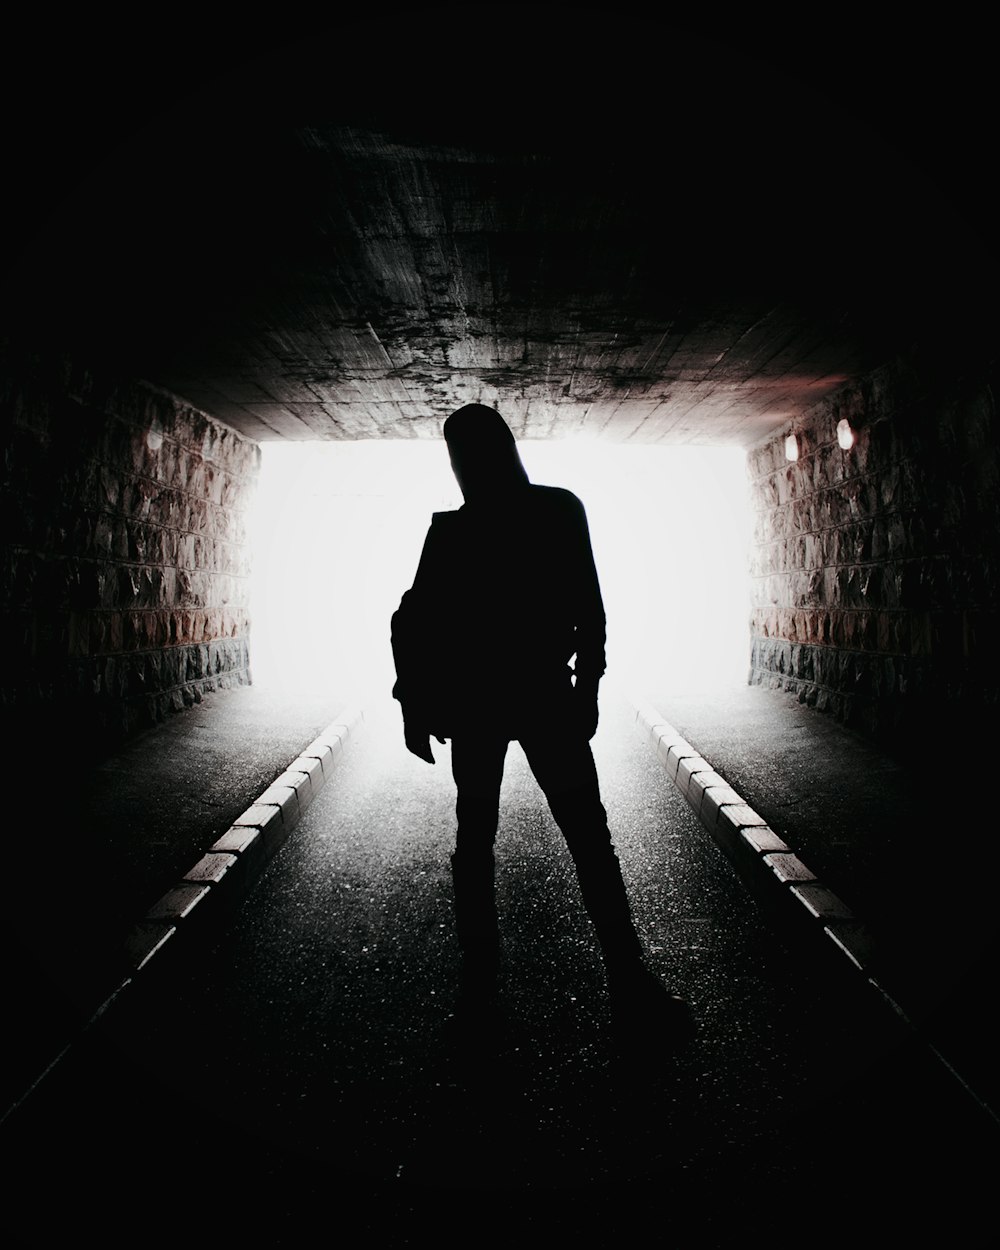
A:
[443,404,530,503]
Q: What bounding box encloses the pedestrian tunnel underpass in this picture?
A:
[2,33,997,1231]
[4,403,999,1240]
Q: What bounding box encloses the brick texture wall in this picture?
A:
[747,350,999,748]
[1,346,260,757]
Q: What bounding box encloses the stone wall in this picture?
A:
[747,350,999,749]
[1,346,260,758]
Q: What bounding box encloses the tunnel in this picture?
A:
[1,19,997,1245]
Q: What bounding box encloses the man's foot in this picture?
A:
[608,962,695,1047]
[445,979,505,1056]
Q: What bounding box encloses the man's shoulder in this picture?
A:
[427,508,462,530]
[528,483,586,515]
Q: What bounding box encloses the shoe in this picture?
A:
[608,962,695,1047]
[445,981,505,1060]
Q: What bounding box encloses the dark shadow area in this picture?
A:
[0,683,345,1115]
[2,20,992,379]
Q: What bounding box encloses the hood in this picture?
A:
[442,404,530,504]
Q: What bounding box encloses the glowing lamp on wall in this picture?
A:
[784,433,799,461]
[837,418,855,450]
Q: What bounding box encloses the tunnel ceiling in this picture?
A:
[4,23,989,447]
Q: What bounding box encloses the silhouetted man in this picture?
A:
[391,404,690,1037]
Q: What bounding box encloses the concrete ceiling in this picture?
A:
[4,20,991,448]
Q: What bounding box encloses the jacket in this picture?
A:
[390,483,607,736]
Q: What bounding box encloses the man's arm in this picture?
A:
[404,715,441,764]
[390,594,442,763]
[566,492,606,738]
[390,516,449,763]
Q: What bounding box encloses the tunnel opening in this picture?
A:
[247,439,751,709]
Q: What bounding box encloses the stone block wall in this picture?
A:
[747,350,999,748]
[1,346,260,757]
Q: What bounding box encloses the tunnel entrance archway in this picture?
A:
[248,440,751,707]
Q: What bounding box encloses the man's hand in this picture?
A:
[574,676,600,740]
[404,718,446,764]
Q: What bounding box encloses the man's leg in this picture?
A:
[449,733,509,998]
[517,722,644,973]
[519,713,693,1037]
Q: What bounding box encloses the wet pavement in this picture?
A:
[650,677,1000,1117]
[2,679,999,1245]
[1,682,347,1115]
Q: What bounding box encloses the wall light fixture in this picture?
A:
[837,418,855,450]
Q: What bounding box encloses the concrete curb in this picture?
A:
[1,706,364,1125]
[630,692,1000,1127]
[627,693,879,974]
[122,706,365,978]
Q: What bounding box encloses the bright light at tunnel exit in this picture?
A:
[247,440,752,705]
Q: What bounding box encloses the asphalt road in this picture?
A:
[3,695,996,1246]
